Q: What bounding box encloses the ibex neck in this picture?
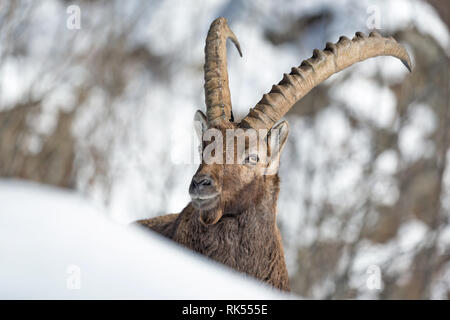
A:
[173,173,288,290]
[223,174,280,219]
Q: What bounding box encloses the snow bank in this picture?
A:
[0,179,287,299]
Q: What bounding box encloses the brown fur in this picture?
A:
[138,213,178,235]
[137,173,290,291]
[138,124,290,291]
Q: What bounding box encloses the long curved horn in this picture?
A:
[239,32,412,129]
[204,17,242,127]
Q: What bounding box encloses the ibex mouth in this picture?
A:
[190,193,220,210]
[190,193,219,200]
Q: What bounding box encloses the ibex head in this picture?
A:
[189,17,412,226]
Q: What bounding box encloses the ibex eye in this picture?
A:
[245,154,259,165]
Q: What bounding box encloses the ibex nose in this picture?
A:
[192,175,213,187]
[189,174,214,194]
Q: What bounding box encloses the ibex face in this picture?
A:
[189,112,289,225]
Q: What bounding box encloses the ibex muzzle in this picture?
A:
[189,172,219,209]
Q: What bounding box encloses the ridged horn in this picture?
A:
[204,17,242,127]
[239,31,412,129]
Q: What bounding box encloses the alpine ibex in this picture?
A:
[138,17,412,291]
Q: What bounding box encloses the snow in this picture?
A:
[374,150,398,176]
[331,77,397,129]
[0,179,288,299]
[398,103,437,162]
[382,0,450,50]
[397,219,428,253]
[349,219,430,297]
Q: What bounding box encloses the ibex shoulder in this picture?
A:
[137,213,179,235]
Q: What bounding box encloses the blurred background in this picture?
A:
[0,0,449,299]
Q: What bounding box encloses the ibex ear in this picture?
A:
[194,110,208,141]
[265,121,289,175]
